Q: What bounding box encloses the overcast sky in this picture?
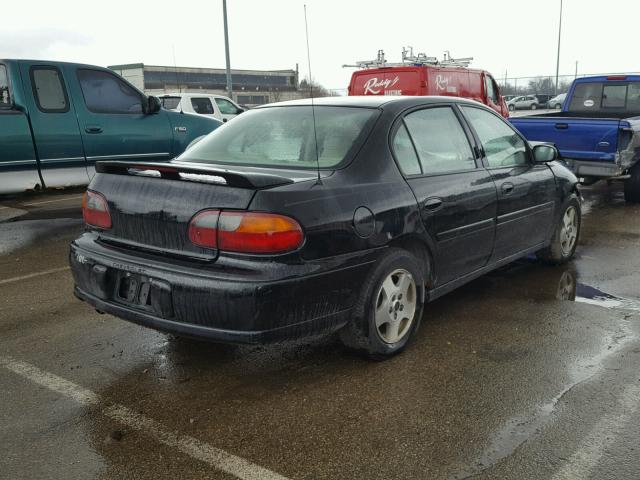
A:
[2,0,639,91]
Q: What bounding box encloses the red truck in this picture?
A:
[347,50,509,118]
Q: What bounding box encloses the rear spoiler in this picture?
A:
[95,161,294,189]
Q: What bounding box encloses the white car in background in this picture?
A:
[159,93,245,123]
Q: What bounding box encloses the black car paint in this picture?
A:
[70,96,579,344]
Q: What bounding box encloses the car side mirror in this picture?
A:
[236,107,245,114]
[145,95,161,115]
[532,144,558,163]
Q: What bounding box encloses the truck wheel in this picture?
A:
[339,248,425,358]
[624,164,640,203]
[537,197,581,265]
[531,104,538,110]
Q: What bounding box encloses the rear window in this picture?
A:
[568,81,640,113]
[178,106,379,169]
[0,65,9,107]
[160,96,181,110]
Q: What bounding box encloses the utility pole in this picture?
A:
[223,0,232,99]
[555,0,563,95]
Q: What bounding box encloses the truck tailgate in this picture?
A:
[510,116,623,162]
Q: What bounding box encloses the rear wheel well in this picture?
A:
[387,236,435,288]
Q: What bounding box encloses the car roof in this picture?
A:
[158,92,232,100]
[259,95,488,110]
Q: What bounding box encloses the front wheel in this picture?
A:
[537,197,581,264]
[509,104,516,112]
[624,164,640,203]
[339,248,425,358]
[531,103,538,110]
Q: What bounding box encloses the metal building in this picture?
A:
[108,63,301,106]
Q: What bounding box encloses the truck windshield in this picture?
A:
[568,82,640,113]
[0,65,10,107]
[178,106,379,169]
[160,96,181,110]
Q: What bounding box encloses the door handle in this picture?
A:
[501,182,515,194]
[554,123,569,130]
[85,125,103,134]
[423,197,443,211]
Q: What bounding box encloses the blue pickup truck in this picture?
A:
[510,75,640,202]
[0,59,221,195]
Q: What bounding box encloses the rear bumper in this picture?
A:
[70,233,379,344]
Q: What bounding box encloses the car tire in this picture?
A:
[339,248,426,358]
[531,103,538,110]
[509,104,515,112]
[624,164,640,203]
[536,197,581,265]
[554,103,561,110]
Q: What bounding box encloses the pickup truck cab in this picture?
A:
[510,75,640,202]
[159,93,244,123]
[0,60,221,195]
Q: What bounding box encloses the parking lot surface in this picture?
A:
[1,183,639,480]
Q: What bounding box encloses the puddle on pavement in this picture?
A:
[451,261,639,479]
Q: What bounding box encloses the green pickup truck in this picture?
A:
[0,59,221,195]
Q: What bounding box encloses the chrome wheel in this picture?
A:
[560,206,578,255]
[374,269,417,344]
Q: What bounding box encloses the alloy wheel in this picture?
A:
[560,206,578,255]
[374,269,417,344]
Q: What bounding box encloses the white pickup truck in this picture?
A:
[158,93,245,123]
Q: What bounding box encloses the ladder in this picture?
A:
[342,48,473,69]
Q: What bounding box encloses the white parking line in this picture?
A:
[551,382,640,480]
[22,195,84,207]
[0,357,290,480]
[0,266,71,286]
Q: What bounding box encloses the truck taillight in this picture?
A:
[188,210,304,254]
[82,190,112,229]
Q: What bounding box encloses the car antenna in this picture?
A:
[304,4,322,186]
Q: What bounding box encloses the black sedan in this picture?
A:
[70,96,581,357]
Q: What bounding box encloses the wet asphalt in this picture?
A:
[1,183,639,480]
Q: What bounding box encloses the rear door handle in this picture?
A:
[555,123,569,130]
[501,182,515,194]
[423,197,443,211]
[85,125,103,134]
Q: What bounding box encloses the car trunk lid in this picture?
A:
[89,161,320,260]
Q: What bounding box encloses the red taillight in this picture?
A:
[188,209,220,248]
[607,75,627,80]
[188,210,304,254]
[82,190,111,229]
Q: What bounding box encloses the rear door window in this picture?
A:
[0,65,10,107]
[191,97,215,114]
[461,106,527,168]
[77,69,143,114]
[30,66,69,113]
[391,123,421,176]
[403,106,476,175]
